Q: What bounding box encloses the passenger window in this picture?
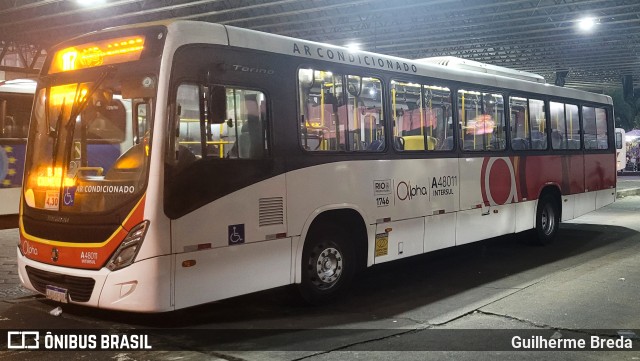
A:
[0,94,32,139]
[550,102,580,150]
[225,89,268,159]
[595,108,608,149]
[509,96,547,150]
[550,102,564,150]
[391,81,453,151]
[175,84,203,158]
[298,68,384,152]
[565,104,580,149]
[458,89,505,151]
[529,99,547,150]
[583,106,597,150]
[174,83,268,165]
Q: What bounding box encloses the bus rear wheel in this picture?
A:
[298,225,354,305]
[533,194,560,245]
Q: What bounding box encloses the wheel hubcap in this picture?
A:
[312,246,343,289]
[541,204,555,236]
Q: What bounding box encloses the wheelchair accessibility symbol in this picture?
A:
[63,186,76,206]
[228,224,245,245]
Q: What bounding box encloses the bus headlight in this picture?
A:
[106,220,149,271]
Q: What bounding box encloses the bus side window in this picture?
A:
[595,108,608,149]
[298,68,384,152]
[235,94,266,159]
[173,83,269,165]
[550,102,566,150]
[509,97,546,151]
[583,106,597,149]
[2,117,16,138]
[175,83,202,161]
[458,89,505,151]
[550,102,580,150]
[224,89,268,159]
[1,96,32,139]
[565,104,580,149]
[391,81,452,152]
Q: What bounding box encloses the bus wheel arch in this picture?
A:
[297,208,367,304]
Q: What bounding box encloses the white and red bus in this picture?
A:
[18,21,615,312]
[0,79,36,216]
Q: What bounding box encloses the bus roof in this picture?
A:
[222,23,612,105]
[65,20,614,106]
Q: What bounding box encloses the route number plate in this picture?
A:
[44,190,60,210]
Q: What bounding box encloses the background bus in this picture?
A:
[0,79,36,216]
[615,128,626,172]
[18,21,616,312]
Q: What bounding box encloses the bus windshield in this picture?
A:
[23,70,155,214]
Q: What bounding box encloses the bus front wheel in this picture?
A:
[298,225,354,305]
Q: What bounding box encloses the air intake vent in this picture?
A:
[259,197,284,227]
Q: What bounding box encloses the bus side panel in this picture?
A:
[584,153,616,192]
[424,212,456,253]
[374,218,424,264]
[0,142,26,215]
[457,156,516,245]
[514,200,537,233]
[574,153,614,219]
[286,158,459,263]
[171,175,287,250]
[174,238,291,309]
[596,188,616,209]
[522,155,584,199]
[458,157,484,212]
[456,204,516,245]
[574,192,596,219]
[171,175,289,307]
[561,195,576,221]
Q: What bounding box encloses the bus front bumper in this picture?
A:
[17,249,173,312]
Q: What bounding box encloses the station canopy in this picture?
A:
[0,0,638,92]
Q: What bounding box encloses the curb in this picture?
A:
[617,187,640,198]
[618,171,640,176]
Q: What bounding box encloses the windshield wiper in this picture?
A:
[50,68,114,170]
[50,97,66,168]
[65,68,114,134]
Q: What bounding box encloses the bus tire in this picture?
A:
[533,194,560,245]
[298,225,354,305]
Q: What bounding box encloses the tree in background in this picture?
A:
[607,88,640,130]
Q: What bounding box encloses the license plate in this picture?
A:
[45,285,68,303]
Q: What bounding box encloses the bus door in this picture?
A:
[167,82,289,307]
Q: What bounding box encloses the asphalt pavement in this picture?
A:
[617,174,640,197]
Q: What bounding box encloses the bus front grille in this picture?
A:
[25,266,95,302]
